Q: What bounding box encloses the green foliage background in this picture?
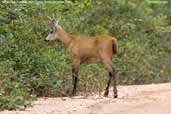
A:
[0,0,171,110]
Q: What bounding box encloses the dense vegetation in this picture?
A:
[0,0,171,110]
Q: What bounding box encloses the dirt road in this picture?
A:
[1,83,171,114]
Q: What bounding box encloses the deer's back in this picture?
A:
[68,35,115,62]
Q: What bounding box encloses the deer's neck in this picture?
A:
[57,28,72,47]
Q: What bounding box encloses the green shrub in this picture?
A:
[0,0,171,110]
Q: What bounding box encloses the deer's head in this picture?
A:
[45,17,61,41]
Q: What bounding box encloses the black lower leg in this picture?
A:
[72,67,78,96]
[104,73,112,97]
[112,67,117,98]
[72,76,78,96]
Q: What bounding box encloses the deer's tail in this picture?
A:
[112,37,118,54]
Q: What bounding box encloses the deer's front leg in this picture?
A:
[72,67,78,96]
[71,60,80,96]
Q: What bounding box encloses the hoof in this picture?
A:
[71,92,76,97]
[72,94,76,97]
[104,91,109,97]
[113,94,118,98]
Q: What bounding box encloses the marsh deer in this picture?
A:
[45,17,118,98]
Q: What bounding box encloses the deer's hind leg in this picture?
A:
[102,57,118,98]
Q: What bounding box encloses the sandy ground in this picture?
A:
[1,83,171,114]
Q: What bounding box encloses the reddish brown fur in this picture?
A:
[46,18,118,98]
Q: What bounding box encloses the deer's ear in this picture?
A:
[55,20,59,25]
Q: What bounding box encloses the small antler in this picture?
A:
[58,16,61,22]
[52,14,56,20]
[47,16,52,20]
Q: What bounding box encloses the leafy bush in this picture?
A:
[0,0,171,110]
